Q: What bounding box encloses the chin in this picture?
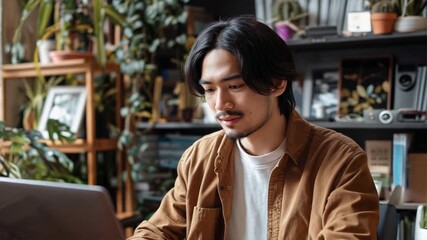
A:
[224,129,249,140]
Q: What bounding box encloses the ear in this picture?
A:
[273,80,287,97]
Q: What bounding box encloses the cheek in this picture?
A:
[205,97,216,111]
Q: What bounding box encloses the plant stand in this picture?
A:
[0,60,133,216]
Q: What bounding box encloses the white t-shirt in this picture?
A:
[225,139,285,240]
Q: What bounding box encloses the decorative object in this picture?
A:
[338,56,393,117]
[347,11,372,33]
[370,0,398,34]
[38,86,87,139]
[394,0,427,32]
[272,0,308,40]
[310,69,339,120]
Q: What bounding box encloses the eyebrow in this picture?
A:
[199,73,242,85]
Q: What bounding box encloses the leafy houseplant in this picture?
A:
[7,0,126,130]
[0,120,82,183]
[113,0,190,210]
[415,205,427,239]
[272,0,308,40]
[370,0,399,34]
[10,0,125,67]
[394,0,427,32]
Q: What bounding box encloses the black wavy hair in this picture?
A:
[184,15,297,118]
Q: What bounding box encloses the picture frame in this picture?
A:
[38,86,87,138]
[338,56,393,117]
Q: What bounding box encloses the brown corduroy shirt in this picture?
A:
[129,110,379,240]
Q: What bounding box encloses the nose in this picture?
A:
[214,89,233,111]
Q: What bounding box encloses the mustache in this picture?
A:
[216,110,244,119]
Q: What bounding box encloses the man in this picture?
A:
[130,15,379,239]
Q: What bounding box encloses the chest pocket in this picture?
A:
[188,206,222,239]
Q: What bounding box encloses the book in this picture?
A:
[406,153,427,203]
[392,133,413,189]
[365,140,392,197]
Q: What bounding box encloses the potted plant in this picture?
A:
[415,205,427,240]
[10,0,126,67]
[0,120,82,183]
[114,0,190,211]
[272,0,308,40]
[370,0,399,34]
[7,0,126,130]
[394,0,427,32]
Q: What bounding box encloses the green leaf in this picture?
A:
[94,0,106,68]
[36,0,54,39]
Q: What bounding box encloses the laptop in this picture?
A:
[0,177,125,240]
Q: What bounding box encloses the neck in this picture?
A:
[239,113,287,156]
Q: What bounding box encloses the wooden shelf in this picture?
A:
[0,59,131,214]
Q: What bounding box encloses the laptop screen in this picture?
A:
[0,177,125,240]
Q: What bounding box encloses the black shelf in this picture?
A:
[138,121,426,132]
[287,31,427,51]
[312,121,427,130]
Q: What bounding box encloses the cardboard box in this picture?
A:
[405,153,427,203]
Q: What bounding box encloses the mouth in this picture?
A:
[216,111,243,127]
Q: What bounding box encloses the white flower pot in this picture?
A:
[415,205,427,240]
[395,16,427,33]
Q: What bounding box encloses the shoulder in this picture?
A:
[310,124,364,156]
[178,130,231,168]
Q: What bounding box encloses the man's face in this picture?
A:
[199,48,281,140]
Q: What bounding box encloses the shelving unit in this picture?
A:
[0,59,132,214]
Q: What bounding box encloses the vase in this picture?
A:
[37,40,56,64]
[274,22,295,41]
[371,13,398,34]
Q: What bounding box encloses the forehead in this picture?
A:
[201,49,241,82]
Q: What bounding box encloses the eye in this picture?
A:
[229,84,245,90]
[203,88,215,95]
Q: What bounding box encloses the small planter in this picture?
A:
[49,51,94,63]
[395,16,427,33]
[274,22,295,41]
[371,13,397,34]
[415,205,427,240]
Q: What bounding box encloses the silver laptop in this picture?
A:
[0,177,125,240]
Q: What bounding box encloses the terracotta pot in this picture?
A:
[49,51,94,63]
[371,13,398,35]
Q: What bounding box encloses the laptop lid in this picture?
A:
[0,177,125,240]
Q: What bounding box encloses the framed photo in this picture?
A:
[38,86,87,138]
[310,69,339,120]
[338,56,393,117]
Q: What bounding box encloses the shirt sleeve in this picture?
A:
[128,148,192,240]
[319,150,380,240]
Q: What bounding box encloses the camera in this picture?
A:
[363,109,396,124]
[378,110,393,124]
